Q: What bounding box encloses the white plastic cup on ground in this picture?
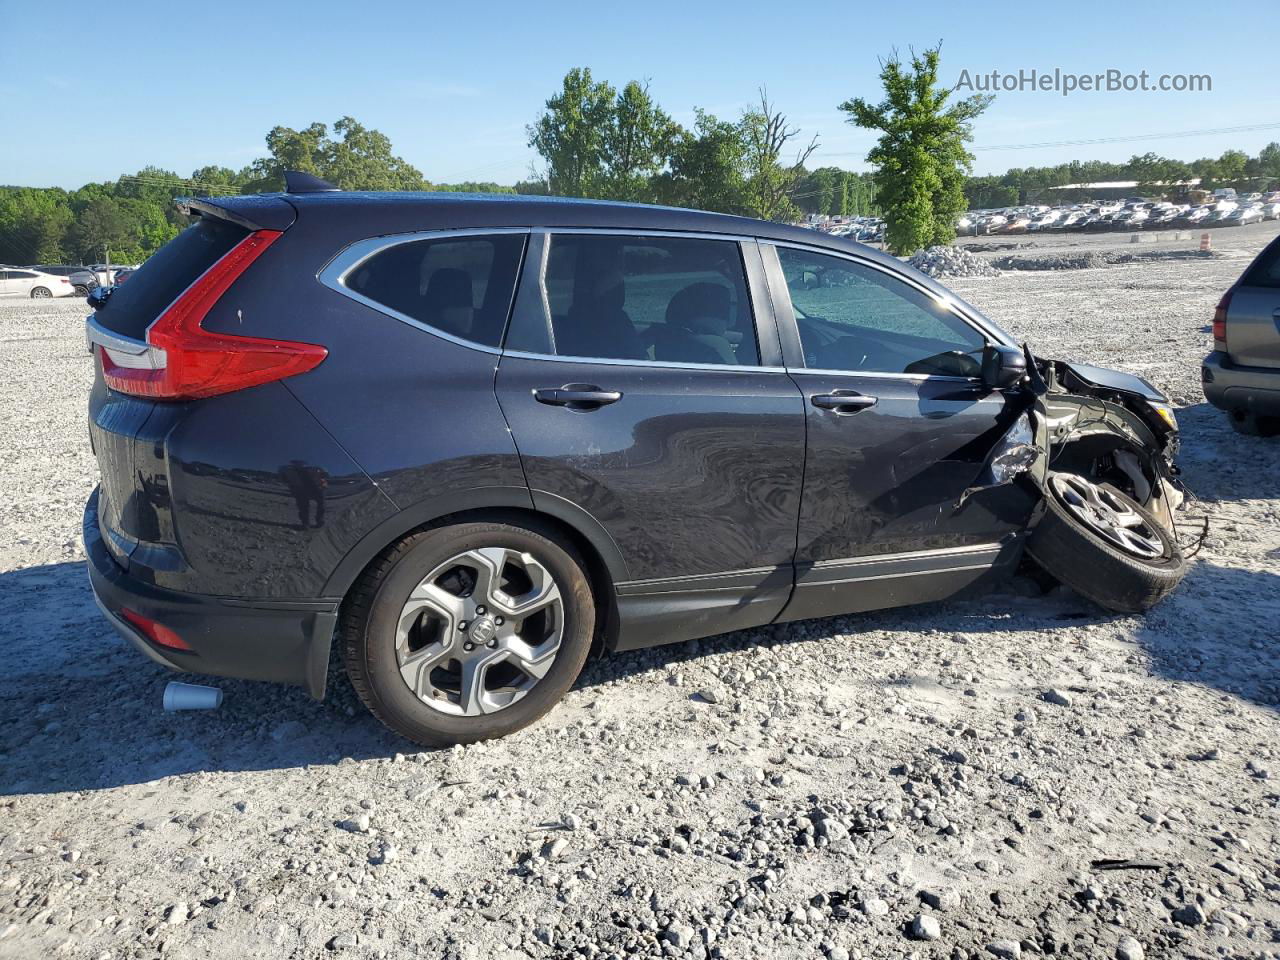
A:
[163,681,224,711]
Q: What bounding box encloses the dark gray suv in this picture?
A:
[85,175,1189,745]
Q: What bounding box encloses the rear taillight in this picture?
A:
[99,230,327,400]
[1212,290,1231,349]
[120,608,192,652]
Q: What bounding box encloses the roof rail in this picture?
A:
[284,170,340,193]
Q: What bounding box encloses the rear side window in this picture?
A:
[507,233,759,366]
[344,234,526,348]
[94,216,248,339]
[1243,237,1280,289]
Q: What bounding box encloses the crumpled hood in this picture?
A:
[1055,360,1168,403]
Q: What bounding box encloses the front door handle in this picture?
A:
[811,391,877,414]
[533,384,623,410]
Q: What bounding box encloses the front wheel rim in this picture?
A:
[1050,473,1167,560]
[394,547,564,716]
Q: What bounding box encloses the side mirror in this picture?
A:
[981,344,1027,389]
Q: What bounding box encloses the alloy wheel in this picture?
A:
[1049,473,1166,560]
[394,547,564,716]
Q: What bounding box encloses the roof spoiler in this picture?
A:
[175,195,297,232]
[284,170,340,193]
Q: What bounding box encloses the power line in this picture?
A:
[820,121,1280,158]
[973,121,1280,152]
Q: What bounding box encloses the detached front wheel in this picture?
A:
[1027,472,1186,613]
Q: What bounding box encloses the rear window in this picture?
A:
[343,233,526,348]
[1242,236,1280,289]
[94,216,248,339]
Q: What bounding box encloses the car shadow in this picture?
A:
[1175,402,1280,504]
[0,562,407,797]
[4,547,1276,796]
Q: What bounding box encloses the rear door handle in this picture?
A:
[533,384,623,410]
[811,391,877,414]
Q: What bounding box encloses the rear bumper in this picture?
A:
[1202,351,1280,415]
[85,489,338,698]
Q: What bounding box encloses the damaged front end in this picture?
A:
[1032,356,1183,529]
[957,345,1190,612]
[961,347,1184,538]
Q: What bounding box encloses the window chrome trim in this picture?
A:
[759,238,1018,351]
[317,227,532,356]
[502,348,786,374]
[789,366,977,384]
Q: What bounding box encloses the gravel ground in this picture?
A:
[2,223,1280,960]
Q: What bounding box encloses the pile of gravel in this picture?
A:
[908,245,1002,279]
[992,249,1218,272]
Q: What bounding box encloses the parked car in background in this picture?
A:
[1177,206,1212,227]
[1203,233,1280,436]
[1113,209,1149,230]
[1226,206,1265,227]
[0,267,75,298]
[112,268,135,286]
[29,264,99,296]
[84,178,1189,744]
[87,264,138,286]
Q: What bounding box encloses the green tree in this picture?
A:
[739,91,817,222]
[657,109,750,214]
[600,81,678,201]
[243,117,428,192]
[69,196,134,263]
[841,46,992,254]
[528,68,616,197]
[0,188,73,263]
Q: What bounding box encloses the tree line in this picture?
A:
[3,52,1278,264]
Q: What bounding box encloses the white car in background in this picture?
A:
[0,267,75,298]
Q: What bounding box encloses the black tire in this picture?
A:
[1027,473,1186,614]
[340,518,595,746]
[1228,408,1280,437]
[30,286,51,299]
[74,284,90,296]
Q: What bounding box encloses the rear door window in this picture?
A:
[507,233,759,366]
[343,233,526,348]
[92,216,249,339]
[1243,237,1280,289]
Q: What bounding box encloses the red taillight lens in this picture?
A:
[120,608,193,652]
[100,229,327,400]
[1212,290,1231,348]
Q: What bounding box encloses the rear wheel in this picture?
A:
[1228,408,1280,437]
[74,284,90,296]
[340,519,595,746]
[1027,472,1186,613]
[30,286,51,299]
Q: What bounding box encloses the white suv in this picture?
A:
[0,267,75,298]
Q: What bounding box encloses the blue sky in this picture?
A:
[1,0,1274,189]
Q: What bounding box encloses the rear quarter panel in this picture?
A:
[198,218,532,573]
